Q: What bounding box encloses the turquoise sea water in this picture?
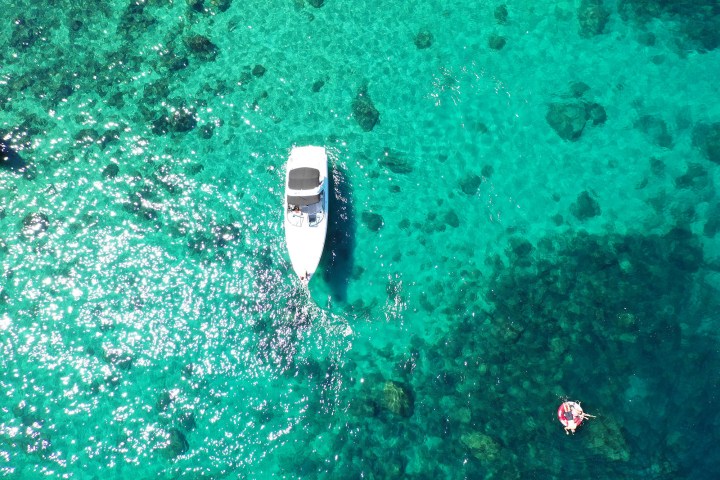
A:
[2,0,720,478]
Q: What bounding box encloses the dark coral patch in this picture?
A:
[488,34,506,50]
[692,122,720,164]
[414,29,433,49]
[577,0,610,37]
[352,84,380,132]
[184,35,219,61]
[570,191,601,220]
[361,211,384,232]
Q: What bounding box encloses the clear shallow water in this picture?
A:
[2,0,720,478]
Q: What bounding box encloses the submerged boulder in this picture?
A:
[578,0,610,37]
[251,64,266,77]
[692,122,720,164]
[444,210,460,228]
[586,102,607,126]
[352,84,380,132]
[22,212,50,237]
[1,138,26,171]
[494,5,509,24]
[311,80,325,92]
[587,418,630,462]
[103,348,134,370]
[152,105,198,135]
[459,174,483,195]
[211,0,232,12]
[675,163,708,190]
[636,115,673,148]
[102,163,120,178]
[570,191,601,220]
[488,34,506,50]
[379,149,413,174]
[460,432,500,462]
[163,428,189,458]
[414,29,433,49]
[361,211,384,232]
[546,101,588,141]
[184,35,218,61]
[381,380,414,417]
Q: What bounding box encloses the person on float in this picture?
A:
[559,401,595,434]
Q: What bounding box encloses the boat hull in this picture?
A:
[284,146,329,283]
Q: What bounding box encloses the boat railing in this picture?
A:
[287,211,304,227]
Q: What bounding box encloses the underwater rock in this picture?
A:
[459,174,482,195]
[352,84,380,132]
[22,212,49,237]
[308,0,324,7]
[212,223,242,248]
[311,80,325,92]
[414,29,433,49]
[212,0,232,12]
[102,163,120,178]
[618,0,720,52]
[570,191,601,220]
[151,116,171,135]
[179,411,197,431]
[616,0,662,22]
[252,64,266,77]
[444,210,460,228]
[99,129,121,150]
[495,5,509,24]
[703,203,720,238]
[546,101,588,141]
[577,0,610,37]
[636,115,673,148]
[171,107,198,132]
[1,138,26,171]
[199,124,214,139]
[187,0,204,13]
[664,228,703,272]
[155,391,173,412]
[381,380,414,417]
[675,163,708,190]
[379,149,413,174]
[649,157,665,176]
[166,54,190,72]
[488,34,506,50]
[569,81,591,98]
[153,106,198,135]
[692,122,720,164]
[143,79,171,103]
[184,35,218,61]
[361,211,384,232]
[587,417,630,462]
[585,102,607,125]
[74,128,100,146]
[185,163,205,175]
[103,349,133,370]
[10,17,48,50]
[460,432,500,462]
[347,397,379,417]
[508,237,533,257]
[118,2,156,39]
[163,428,189,458]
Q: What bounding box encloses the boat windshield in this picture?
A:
[288,167,320,190]
[287,194,321,206]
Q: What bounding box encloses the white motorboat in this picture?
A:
[284,146,329,284]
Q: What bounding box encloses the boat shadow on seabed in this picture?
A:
[318,161,355,309]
